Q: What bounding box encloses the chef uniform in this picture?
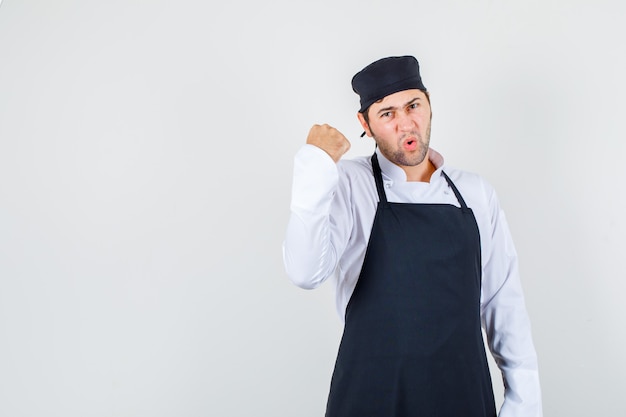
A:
[324,153,496,416]
[282,56,542,417]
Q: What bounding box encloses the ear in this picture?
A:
[356,112,372,137]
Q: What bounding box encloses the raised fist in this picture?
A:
[306,124,351,163]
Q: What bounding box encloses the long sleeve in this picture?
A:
[282,145,352,290]
[480,187,543,417]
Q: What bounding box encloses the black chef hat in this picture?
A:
[351,55,427,114]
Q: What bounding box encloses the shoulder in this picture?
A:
[443,165,494,192]
[337,155,373,180]
[441,166,499,213]
[334,155,378,204]
[338,155,372,171]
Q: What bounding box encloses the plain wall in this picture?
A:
[1,0,625,415]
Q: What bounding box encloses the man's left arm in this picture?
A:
[479,184,543,417]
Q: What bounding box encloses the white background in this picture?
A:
[1,1,625,416]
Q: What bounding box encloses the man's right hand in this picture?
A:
[306,124,351,163]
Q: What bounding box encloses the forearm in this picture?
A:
[482,283,542,417]
[283,209,337,289]
[484,297,542,416]
[282,145,345,289]
[481,198,543,416]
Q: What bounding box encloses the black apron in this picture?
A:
[325,153,496,417]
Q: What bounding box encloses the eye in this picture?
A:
[408,103,419,110]
[380,111,392,118]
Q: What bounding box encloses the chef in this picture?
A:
[283,55,542,417]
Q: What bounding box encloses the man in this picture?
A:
[283,55,542,416]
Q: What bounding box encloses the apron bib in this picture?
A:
[325,153,496,417]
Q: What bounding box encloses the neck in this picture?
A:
[403,153,436,182]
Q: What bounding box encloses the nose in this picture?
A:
[397,111,415,132]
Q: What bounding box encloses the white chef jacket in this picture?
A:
[283,144,543,417]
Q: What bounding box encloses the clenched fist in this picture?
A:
[306,124,351,163]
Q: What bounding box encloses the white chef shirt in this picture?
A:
[283,144,542,417]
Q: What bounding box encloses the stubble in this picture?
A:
[373,122,431,168]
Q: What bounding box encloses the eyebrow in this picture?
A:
[376,97,422,115]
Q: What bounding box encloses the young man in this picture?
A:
[283,55,542,417]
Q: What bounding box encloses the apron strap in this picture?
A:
[442,171,469,210]
[371,153,388,204]
[372,153,469,210]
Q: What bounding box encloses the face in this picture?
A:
[358,89,432,168]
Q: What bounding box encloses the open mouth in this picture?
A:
[403,138,418,151]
